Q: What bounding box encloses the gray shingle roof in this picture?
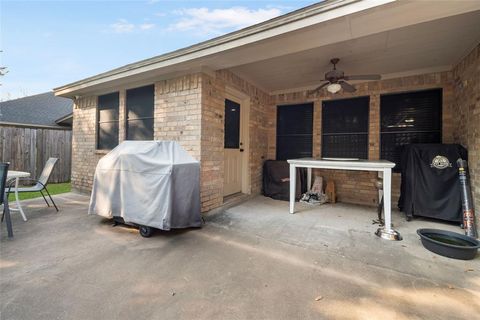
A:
[0,92,73,127]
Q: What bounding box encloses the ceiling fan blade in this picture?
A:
[308,81,329,94]
[344,74,381,81]
[340,81,356,92]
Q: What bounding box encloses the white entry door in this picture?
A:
[224,98,243,196]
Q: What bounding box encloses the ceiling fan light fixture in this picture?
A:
[327,83,341,94]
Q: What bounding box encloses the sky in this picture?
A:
[0,0,316,101]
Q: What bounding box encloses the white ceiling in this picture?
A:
[229,10,480,93]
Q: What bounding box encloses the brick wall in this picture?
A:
[154,74,202,160]
[71,75,203,194]
[70,72,271,213]
[200,73,226,211]
[452,44,480,225]
[200,70,271,212]
[71,96,103,193]
[215,70,272,196]
[270,71,455,207]
[71,64,474,215]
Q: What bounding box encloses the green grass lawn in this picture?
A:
[8,182,71,202]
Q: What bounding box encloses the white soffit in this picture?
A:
[232,10,480,93]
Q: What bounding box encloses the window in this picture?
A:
[322,97,369,159]
[126,84,154,140]
[380,89,442,171]
[97,92,119,150]
[224,99,241,148]
[276,103,313,160]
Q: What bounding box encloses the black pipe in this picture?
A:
[457,159,477,238]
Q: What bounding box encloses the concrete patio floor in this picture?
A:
[1,193,479,320]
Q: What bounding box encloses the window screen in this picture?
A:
[276,103,313,160]
[126,84,154,140]
[380,89,442,171]
[322,97,369,159]
[97,92,119,150]
[224,99,241,148]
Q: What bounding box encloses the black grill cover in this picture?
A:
[262,160,306,201]
[399,144,467,222]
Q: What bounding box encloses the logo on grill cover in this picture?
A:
[430,155,451,169]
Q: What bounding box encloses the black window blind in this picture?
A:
[380,88,442,170]
[224,99,241,149]
[126,84,154,140]
[322,96,369,159]
[97,92,119,150]
[276,103,313,160]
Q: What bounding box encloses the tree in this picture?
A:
[0,50,8,82]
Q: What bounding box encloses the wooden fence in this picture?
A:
[0,125,72,183]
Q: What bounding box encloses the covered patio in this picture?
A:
[54,0,480,221]
[1,194,479,319]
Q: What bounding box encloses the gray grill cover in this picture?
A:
[88,141,201,230]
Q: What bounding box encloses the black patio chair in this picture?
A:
[1,162,14,238]
[10,158,59,212]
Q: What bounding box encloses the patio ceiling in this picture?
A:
[230,10,480,93]
[54,0,480,97]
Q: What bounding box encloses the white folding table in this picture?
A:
[287,158,401,240]
[6,170,30,221]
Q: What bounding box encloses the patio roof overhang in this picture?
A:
[54,0,480,98]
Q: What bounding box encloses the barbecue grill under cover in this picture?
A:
[399,144,467,222]
[88,141,201,230]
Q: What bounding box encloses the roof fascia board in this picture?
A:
[0,121,71,130]
[55,113,73,124]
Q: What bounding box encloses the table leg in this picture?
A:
[377,171,384,216]
[382,169,392,231]
[4,194,13,238]
[14,177,27,221]
[307,167,312,191]
[289,164,296,214]
[375,168,401,241]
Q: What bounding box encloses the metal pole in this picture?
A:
[457,159,477,238]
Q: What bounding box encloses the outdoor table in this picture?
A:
[287,158,401,240]
[6,171,30,221]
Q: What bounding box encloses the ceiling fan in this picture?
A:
[308,58,381,94]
